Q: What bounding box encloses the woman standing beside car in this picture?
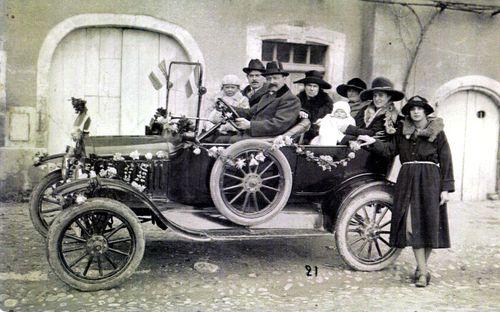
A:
[357,95,454,287]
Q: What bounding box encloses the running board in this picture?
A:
[205,228,332,241]
[158,202,325,232]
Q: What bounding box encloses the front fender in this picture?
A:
[53,177,210,241]
[33,153,65,167]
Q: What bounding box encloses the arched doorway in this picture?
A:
[434,76,500,201]
[36,14,205,153]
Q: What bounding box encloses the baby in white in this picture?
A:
[311,101,355,146]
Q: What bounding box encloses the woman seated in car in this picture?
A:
[338,77,404,144]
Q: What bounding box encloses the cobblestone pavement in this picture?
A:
[0,200,498,312]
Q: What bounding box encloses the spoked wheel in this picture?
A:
[47,198,145,291]
[30,170,64,237]
[335,188,401,271]
[210,139,292,226]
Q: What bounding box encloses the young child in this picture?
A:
[311,101,356,146]
[204,74,249,133]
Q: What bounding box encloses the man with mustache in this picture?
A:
[217,61,301,142]
[241,59,269,107]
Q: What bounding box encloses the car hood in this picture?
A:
[84,135,176,156]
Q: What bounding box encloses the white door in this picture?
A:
[437,90,499,201]
[47,27,198,153]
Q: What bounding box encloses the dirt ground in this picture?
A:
[0,200,499,312]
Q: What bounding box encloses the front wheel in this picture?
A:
[47,198,145,291]
[30,170,64,237]
[335,188,401,271]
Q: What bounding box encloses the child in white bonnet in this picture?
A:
[311,101,355,146]
[204,74,249,133]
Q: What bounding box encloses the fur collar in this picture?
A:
[297,89,332,105]
[402,116,444,142]
[274,84,290,98]
[363,102,399,134]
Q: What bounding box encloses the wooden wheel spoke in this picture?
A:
[104,223,126,239]
[261,174,280,181]
[68,252,88,268]
[252,193,259,211]
[362,206,370,223]
[259,162,274,175]
[378,236,391,247]
[62,245,87,253]
[97,256,103,277]
[108,237,132,245]
[257,190,271,204]
[242,193,250,212]
[261,184,279,192]
[371,205,377,225]
[349,236,365,246]
[108,247,130,257]
[41,206,62,214]
[229,189,246,205]
[367,241,373,259]
[42,196,59,205]
[379,220,391,229]
[352,214,367,226]
[223,173,244,181]
[64,233,86,243]
[374,239,384,258]
[103,253,117,270]
[376,207,389,225]
[356,240,368,257]
[222,183,243,191]
[83,256,94,276]
[75,219,91,237]
[378,230,391,234]
[348,228,362,233]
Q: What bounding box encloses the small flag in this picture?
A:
[149,72,163,90]
[158,59,168,78]
[185,79,193,98]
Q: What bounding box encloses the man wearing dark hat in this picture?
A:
[293,70,333,143]
[242,59,269,107]
[336,78,369,127]
[227,61,300,140]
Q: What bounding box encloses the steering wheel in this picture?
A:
[214,98,242,130]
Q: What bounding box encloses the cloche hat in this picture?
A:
[401,95,434,116]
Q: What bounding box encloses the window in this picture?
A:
[261,40,328,94]
[261,40,327,66]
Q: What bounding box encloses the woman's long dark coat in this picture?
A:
[297,89,333,143]
[371,120,455,248]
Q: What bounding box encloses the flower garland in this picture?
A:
[187,135,358,172]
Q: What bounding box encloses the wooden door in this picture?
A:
[437,90,499,201]
[47,27,192,153]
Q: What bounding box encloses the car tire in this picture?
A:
[29,170,64,237]
[335,188,402,271]
[210,139,292,226]
[47,198,145,291]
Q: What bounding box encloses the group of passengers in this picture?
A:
[203,58,455,288]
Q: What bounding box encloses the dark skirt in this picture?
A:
[390,163,451,248]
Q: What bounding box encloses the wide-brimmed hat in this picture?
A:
[262,61,289,76]
[401,95,434,116]
[360,77,405,102]
[336,78,367,97]
[293,70,331,89]
[243,59,266,74]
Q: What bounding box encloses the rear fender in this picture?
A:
[321,174,393,232]
[33,153,65,167]
[53,177,210,241]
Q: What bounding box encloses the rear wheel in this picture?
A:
[210,139,292,226]
[335,188,401,271]
[47,198,145,291]
[30,170,64,237]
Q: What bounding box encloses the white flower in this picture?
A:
[145,152,153,160]
[283,136,293,146]
[129,150,140,160]
[193,147,201,155]
[295,147,303,154]
[131,181,146,192]
[113,153,124,161]
[342,160,348,167]
[235,158,246,169]
[156,151,166,159]
[249,156,259,167]
[217,147,226,153]
[208,146,219,158]
[99,169,107,177]
[156,116,166,123]
[78,171,88,179]
[75,194,87,205]
[272,136,285,149]
[89,170,97,178]
[347,152,356,159]
[107,167,118,177]
[170,123,178,132]
[255,152,266,162]
[319,155,333,163]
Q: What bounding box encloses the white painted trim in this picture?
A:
[433,75,500,108]
[36,14,205,146]
[246,25,346,90]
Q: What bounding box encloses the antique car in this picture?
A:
[31,62,400,291]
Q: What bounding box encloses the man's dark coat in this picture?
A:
[236,84,301,137]
[242,83,270,108]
